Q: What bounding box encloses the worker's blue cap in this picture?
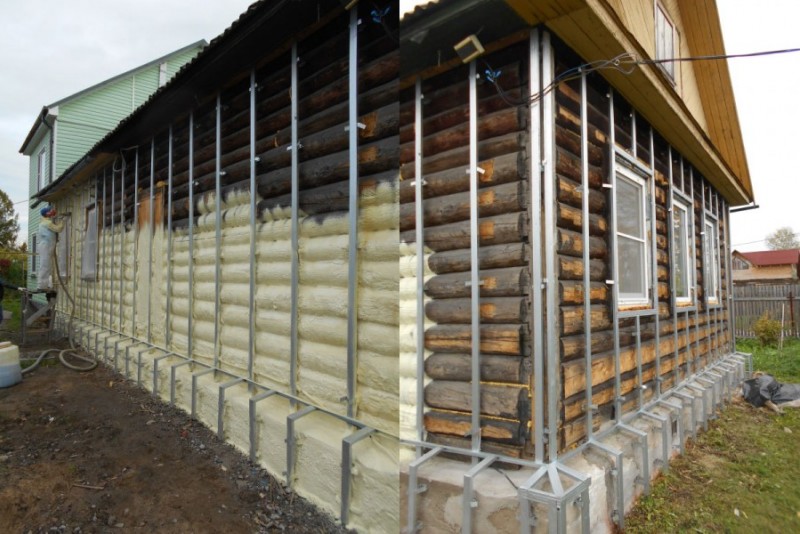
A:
[40,206,53,217]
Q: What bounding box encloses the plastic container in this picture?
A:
[0,341,22,388]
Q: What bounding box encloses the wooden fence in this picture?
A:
[733,283,800,338]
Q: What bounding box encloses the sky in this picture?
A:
[0,0,796,252]
[0,0,254,247]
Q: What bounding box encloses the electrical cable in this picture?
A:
[20,233,97,374]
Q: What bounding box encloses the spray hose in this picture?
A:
[21,245,97,374]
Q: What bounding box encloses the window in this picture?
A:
[37,148,47,191]
[655,4,676,80]
[733,257,750,270]
[704,217,720,304]
[81,204,98,280]
[57,215,70,280]
[31,235,37,273]
[672,198,693,303]
[616,165,651,305]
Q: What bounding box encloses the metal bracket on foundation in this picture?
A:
[657,399,685,454]
[248,389,278,462]
[406,446,443,533]
[519,462,591,534]
[123,341,146,379]
[618,423,649,494]
[152,352,176,394]
[285,405,317,488]
[462,455,497,534]
[217,378,245,440]
[191,368,216,418]
[672,390,699,439]
[587,440,625,530]
[170,360,194,406]
[638,411,670,472]
[341,427,376,527]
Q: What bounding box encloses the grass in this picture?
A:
[0,292,22,342]
[625,338,800,533]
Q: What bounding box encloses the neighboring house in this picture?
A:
[398,0,750,531]
[20,40,206,291]
[732,249,800,284]
[35,1,398,532]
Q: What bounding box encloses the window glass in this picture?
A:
[656,5,675,79]
[672,200,691,301]
[617,177,643,238]
[616,167,650,304]
[619,236,645,295]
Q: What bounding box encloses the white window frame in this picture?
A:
[704,216,721,305]
[672,197,693,304]
[655,3,676,81]
[615,164,652,306]
[81,204,98,280]
[31,235,37,274]
[37,148,47,191]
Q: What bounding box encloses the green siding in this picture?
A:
[133,70,159,108]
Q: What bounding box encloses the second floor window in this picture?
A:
[37,148,47,191]
[655,4,676,80]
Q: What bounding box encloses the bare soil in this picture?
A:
[0,347,350,534]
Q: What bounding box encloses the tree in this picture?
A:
[766,226,800,250]
[0,188,19,249]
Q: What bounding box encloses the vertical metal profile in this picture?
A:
[631,109,637,157]
[132,149,139,338]
[529,28,545,463]
[214,93,222,370]
[93,178,99,327]
[580,72,593,439]
[696,173,704,373]
[542,31,559,461]
[101,170,107,330]
[188,113,195,360]
[667,148,679,385]
[635,315,643,407]
[724,204,734,352]
[290,43,300,401]
[119,156,125,332]
[148,138,155,344]
[649,129,660,395]
[248,70,257,384]
[166,125,173,347]
[608,89,623,421]
[468,59,481,456]
[110,169,115,330]
[414,77,425,449]
[345,7,359,419]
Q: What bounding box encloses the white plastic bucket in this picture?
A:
[0,341,22,388]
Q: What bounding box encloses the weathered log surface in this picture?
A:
[425,296,529,325]
[424,266,531,299]
[401,212,527,252]
[424,353,530,383]
[424,380,529,419]
[400,132,524,178]
[428,242,528,274]
[424,410,526,444]
[425,323,528,356]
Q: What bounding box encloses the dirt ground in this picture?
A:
[0,343,351,534]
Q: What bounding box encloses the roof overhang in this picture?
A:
[402,0,752,205]
[20,107,58,155]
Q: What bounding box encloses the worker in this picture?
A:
[37,205,64,292]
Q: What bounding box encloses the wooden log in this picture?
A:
[425,324,527,356]
[427,242,528,274]
[425,432,522,459]
[424,410,526,444]
[425,296,528,325]
[399,106,524,162]
[424,266,530,299]
[560,305,611,336]
[424,380,529,419]
[560,330,615,360]
[557,203,607,236]
[559,281,609,305]
[399,180,527,231]
[558,256,607,281]
[556,82,611,141]
[557,176,606,213]
[399,152,523,203]
[400,132,524,177]
[554,123,604,166]
[557,228,607,259]
[401,212,527,252]
[424,353,530,383]
[555,148,606,189]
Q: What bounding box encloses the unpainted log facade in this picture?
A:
[402,32,733,459]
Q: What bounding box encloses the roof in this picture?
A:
[37,0,342,203]
[735,249,800,267]
[19,40,207,154]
